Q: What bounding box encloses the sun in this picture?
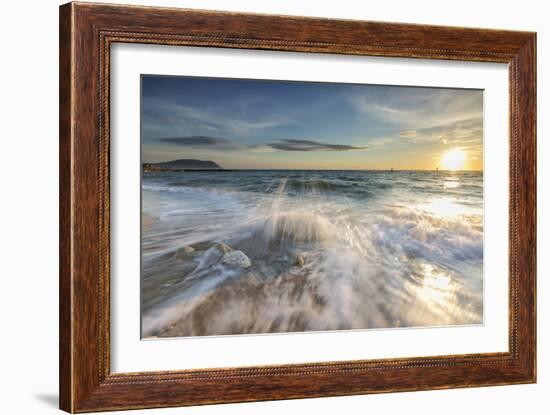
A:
[440,149,466,171]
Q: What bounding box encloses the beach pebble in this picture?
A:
[213,242,233,253]
[222,250,251,268]
[292,254,305,267]
[175,245,195,258]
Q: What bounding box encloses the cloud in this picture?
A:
[160,136,232,146]
[362,115,482,166]
[347,87,483,130]
[142,97,292,139]
[399,130,417,138]
[268,139,367,152]
[158,136,368,153]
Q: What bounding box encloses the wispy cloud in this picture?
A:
[347,87,483,131]
[399,130,417,138]
[268,139,367,152]
[363,115,482,165]
[142,97,292,139]
[160,136,233,147]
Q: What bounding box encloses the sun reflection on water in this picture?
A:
[415,263,454,306]
[443,180,460,189]
[401,262,462,325]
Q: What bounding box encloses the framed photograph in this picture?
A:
[59,2,536,412]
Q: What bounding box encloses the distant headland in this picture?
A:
[143,159,223,172]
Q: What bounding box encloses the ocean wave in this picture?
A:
[141,171,484,337]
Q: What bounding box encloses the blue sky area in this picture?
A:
[141,75,483,170]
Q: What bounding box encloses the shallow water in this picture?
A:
[141,170,483,338]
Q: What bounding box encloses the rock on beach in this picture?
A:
[222,250,252,269]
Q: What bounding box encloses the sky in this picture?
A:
[141,75,483,170]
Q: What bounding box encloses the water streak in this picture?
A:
[141,170,483,337]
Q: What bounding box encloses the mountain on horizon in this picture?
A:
[143,159,223,171]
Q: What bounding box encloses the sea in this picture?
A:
[141,170,483,338]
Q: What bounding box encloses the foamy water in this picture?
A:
[141,170,483,338]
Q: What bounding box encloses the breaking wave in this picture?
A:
[141,170,484,338]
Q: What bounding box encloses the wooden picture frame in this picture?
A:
[59,2,536,412]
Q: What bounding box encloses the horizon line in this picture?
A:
[142,166,483,172]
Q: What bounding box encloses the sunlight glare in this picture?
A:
[416,264,454,306]
[423,197,465,217]
[441,149,466,171]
